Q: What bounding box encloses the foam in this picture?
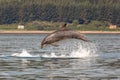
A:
[10,41,98,58]
[41,42,98,58]
[11,49,39,57]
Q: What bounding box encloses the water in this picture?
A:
[0,34,120,80]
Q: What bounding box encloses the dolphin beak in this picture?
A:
[41,45,43,49]
[41,44,46,49]
[41,44,44,49]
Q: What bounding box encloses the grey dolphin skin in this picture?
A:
[41,23,89,48]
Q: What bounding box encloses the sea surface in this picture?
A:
[0,33,120,80]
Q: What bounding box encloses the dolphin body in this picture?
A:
[41,23,89,48]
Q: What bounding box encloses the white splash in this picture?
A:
[12,49,36,57]
[12,49,31,57]
[42,52,67,58]
[42,42,98,58]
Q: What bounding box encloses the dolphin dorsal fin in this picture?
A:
[59,23,68,31]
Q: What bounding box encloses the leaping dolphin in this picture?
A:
[41,23,89,48]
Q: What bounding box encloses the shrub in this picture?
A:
[87,20,109,30]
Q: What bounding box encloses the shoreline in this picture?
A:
[0,30,120,34]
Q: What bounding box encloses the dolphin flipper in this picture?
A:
[51,42,59,47]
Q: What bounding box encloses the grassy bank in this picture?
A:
[1,30,120,34]
[0,21,120,31]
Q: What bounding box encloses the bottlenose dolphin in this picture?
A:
[41,23,89,48]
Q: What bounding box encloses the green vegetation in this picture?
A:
[0,0,120,30]
[0,21,120,31]
[0,24,17,30]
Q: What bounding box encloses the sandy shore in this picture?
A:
[0,30,120,34]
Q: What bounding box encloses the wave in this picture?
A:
[0,40,98,59]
